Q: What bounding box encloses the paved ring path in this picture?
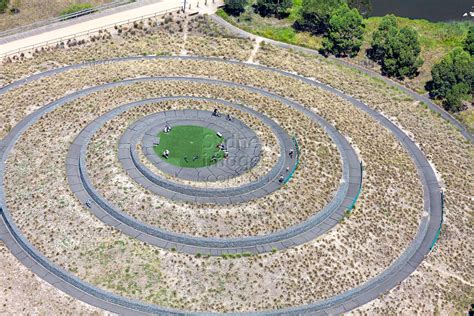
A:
[120,107,287,198]
[120,103,291,202]
[136,110,262,182]
[0,56,441,315]
[67,93,356,253]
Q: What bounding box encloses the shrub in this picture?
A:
[255,0,292,18]
[464,24,474,55]
[224,0,247,16]
[0,0,8,14]
[60,3,94,17]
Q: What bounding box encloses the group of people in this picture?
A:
[279,149,297,184]
[212,108,233,122]
[161,124,172,158]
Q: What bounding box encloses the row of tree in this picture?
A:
[223,0,472,112]
[225,0,423,78]
[296,0,424,80]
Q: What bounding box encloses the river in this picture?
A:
[370,0,474,21]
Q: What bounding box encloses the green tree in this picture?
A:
[427,47,473,112]
[369,14,397,62]
[321,3,364,57]
[444,82,470,112]
[294,0,343,34]
[0,0,9,14]
[255,0,293,18]
[224,0,247,15]
[464,25,474,55]
[369,15,423,79]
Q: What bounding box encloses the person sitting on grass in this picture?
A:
[193,155,199,161]
[162,149,170,159]
[212,108,220,117]
[184,156,189,163]
[164,124,171,133]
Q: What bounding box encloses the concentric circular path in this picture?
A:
[136,110,262,182]
[67,91,358,254]
[0,55,442,315]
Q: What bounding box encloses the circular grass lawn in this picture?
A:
[153,125,225,168]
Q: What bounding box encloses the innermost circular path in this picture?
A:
[132,109,262,182]
[0,55,441,315]
[74,97,297,205]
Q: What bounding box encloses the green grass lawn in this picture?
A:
[153,125,225,168]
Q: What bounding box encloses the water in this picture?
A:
[370,0,474,22]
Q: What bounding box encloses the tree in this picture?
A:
[224,0,247,15]
[368,14,397,62]
[444,83,470,112]
[426,47,473,112]
[255,0,292,18]
[294,0,343,34]
[321,3,364,57]
[369,15,423,79]
[464,25,474,55]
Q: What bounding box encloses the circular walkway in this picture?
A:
[0,56,441,315]
[66,93,358,254]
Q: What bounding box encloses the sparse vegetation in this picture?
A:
[0,0,9,14]
[60,3,93,16]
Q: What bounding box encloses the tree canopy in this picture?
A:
[464,25,474,55]
[369,15,423,79]
[0,0,9,14]
[321,3,364,57]
[224,0,247,15]
[294,0,343,34]
[427,47,473,112]
[255,0,293,18]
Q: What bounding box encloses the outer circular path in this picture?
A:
[0,55,442,315]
